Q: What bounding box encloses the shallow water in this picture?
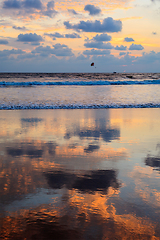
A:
[0,72,160,109]
[0,108,160,239]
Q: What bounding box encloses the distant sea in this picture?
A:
[0,72,160,109]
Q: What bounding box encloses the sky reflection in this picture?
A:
[0,109,160,239]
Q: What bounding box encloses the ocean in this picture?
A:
[0,72,160,109]
[0,72,160,239]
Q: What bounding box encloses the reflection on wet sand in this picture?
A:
[0,193,159,239]
[1,109,160,239]
[45,169,119,194]
[145,144,160,172]
[145,155,160,171]
[0,138,125,203]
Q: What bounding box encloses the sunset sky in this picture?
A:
[0,0,160,72]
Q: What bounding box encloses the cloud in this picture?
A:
[124,37,134,42]
[46,32,81,39]
[17,33,43,42]
[43,1,57,18]
[64,17,122,33]
[115,45,127,50]
[76,54,88,61]
[32,44,74,57]
[84,4,101,15]
[68,9,78,15]
[23,0,42,9]
[0,45,160,72]
[0,39,9,44]
[138,51,160,63]
[2,0,57,18]
[83,49,111,56]
[0,48,25,58]
[129,43,144,50]
[3,0,43,9]
[13,26,27,31]
[119,52,126,56]
[3,0,21,9]
[83,33,112,52]
[84,41,114,49]
[65,33,81,38]
[31,42,40,46]
[52,44,74,56]
[47,32,64,38]
[92,33,112,42]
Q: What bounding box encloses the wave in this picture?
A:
[0,103,160,110]
[0,79,160,87]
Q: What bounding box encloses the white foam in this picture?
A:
[0,103,160,110]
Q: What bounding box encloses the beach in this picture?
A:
[1,108,160,239]
[1,0,160,236]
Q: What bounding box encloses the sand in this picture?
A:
[0,108,160,239]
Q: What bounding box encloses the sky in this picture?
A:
[0,0,160,72]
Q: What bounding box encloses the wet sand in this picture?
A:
[0,108,160,239]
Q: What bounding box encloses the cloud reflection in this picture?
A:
[145,144,160,172]
[84,144,100,153]
[6,145,44,158]
[0,193,158,240]
[145,155,160,171]
[45,169,120,194]
[0,109,160,239]
[64,126,120,143]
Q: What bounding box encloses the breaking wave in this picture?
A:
[0,79,160,87]
[1,103,160,110]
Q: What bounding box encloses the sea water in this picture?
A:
[0,72,160,109]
